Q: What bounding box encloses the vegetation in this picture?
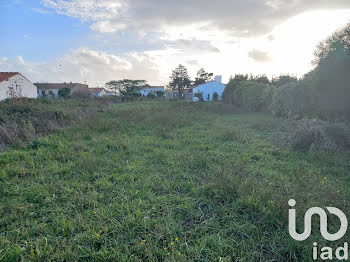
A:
[168,64,192,98]
[1,17,350,262]
[233,81,274,112]
[0,98,107,151]
[146,93,156,99]
[193,92,204,102]
[1,101,349,261]
[58,88,71,98]
[223,23,350,122]
[193,68,213,86]
[212,92,218,102]
[155,91,164,98]
[106,79,148,97]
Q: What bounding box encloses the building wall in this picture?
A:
[38,89,60,97]
[93,90,107,97]
[72,84,90,97]
[0,74,37,101]
[192,82,226,102]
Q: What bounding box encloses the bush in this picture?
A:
[222,78,237,104]
[213,92,219,101]
[270,78,315,119]
[155,91,164,97]
[194,92,204,102]
[58,88,71,98]
[233,81,274,111]
[290,118,350,151]
[0,99,103,151]
[146,93,156,99]
[270,82,296,117]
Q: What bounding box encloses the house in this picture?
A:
[0,72,37,101]
[90,87,107,97]
[192,75,226,102]
[140,86,165,96]
[169,89,193,100]
[105,90,121,96]
[35,83,90,98]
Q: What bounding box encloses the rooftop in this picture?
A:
[0,72,19,83]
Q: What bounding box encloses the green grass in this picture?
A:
[1,101,349,261]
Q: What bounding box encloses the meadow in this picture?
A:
[1,101,349,261]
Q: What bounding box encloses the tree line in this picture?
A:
[223,23,350,122]
[105,67,214,98]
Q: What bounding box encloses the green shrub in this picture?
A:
[233,81,274,111]
[58,87,71,98]
[270,78,315,118]
[194,92,204,102]
[270,82,296,117]
[222,78,236,104]
[213,92,219,101]
[155,91,164,97]
[290,118,350,151]
[146,93,156,99]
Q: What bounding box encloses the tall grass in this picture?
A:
[0,101,349,261]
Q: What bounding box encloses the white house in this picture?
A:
[192,75,226,102]
[0,72,37,101]
[35,83,90,98]
[140,86,164,96]
[90,87,107,97]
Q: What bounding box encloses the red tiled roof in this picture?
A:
[90,88,105,93]
[35,83,88,90]
[0,72,18,83]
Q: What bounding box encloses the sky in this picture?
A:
[1,0,350,87]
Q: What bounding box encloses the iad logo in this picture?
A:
[288,199,349,260]
[288,199,348,241]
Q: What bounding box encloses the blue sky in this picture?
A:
[0,0,91,60]
[1,0,350,86]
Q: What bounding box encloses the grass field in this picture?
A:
[1,101,350,261]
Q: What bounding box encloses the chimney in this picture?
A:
[214,75,222,83]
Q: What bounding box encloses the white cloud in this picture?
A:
[0,47,164,86]
[32,7,52,14]
[4,1,350,85]
[16,56,25,65]
[42,0,350,36]
[248,49,273,62]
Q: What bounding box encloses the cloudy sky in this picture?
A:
[1,0,350,86]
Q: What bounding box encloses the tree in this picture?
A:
[213,92,219,101]
[222,74,248,104]
[168,64,192,99]
[312,23,350,118]
[233,81,274,112]
[271,74,298,88]
[58,87,71,98]
[194,68,213,86]
[106,79,148,97]
[249,74,270,85]
[147,93,156,99]
[155,90,164,97]
[193,92,204,102]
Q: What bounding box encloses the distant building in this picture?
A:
[105,90,121,96]
[169,89,193,100]
[0,72,37,101]
[140,86,164,96]
[90,87,107,97]
[35,83,90,98]
[192,75,226,102]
